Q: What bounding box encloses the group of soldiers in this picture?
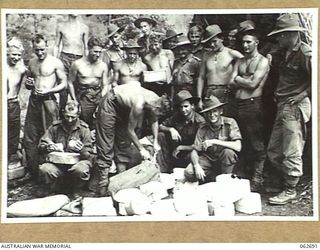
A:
[7,13,311,206]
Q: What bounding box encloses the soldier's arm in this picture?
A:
[234,57,270,90]
[197,56,207,108]
[79,125,94,161]
[53,24,62,58]
[68,62,78,102]
[51,59,67,94]
[127,98,145,152]
[229,59,241,89]
[82,24,89,56]
[101,63,110,97]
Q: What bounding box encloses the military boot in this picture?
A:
[268,186,297,205]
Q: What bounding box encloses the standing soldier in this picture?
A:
[134,15,158,57]
[230,30,270,191]
[24,34,67,178]
[102,23,126,82]
[162,29,182,50]
[266,14,312,205]
[187,23,205,60]
[53,14,89,110]
[143,33,174,97]
[112,39,147,86]
[171,35,201,98]
[68,36,109,130]
[6,37,27,161]
[197,24,243,116]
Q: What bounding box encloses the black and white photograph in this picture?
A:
[2,8,318,222]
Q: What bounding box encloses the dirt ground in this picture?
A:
[7,169,313,218]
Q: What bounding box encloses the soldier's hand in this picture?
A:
[172,146,182,159]
[202,140,214,151]
[169,128,181,142]
[198,99,204,110]
[47,144,60,153]
[140,148,152,160]
[287,93,306,105]
[25,77,35,90]
[194,164,206,181]
[69,140,84,152]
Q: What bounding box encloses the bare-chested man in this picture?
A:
[68,36,109,130]
[229,30,269,191]
[112,39,147,86]
[95,82,171,196]
[197,24,243,116]
[143,33,174,96]
[53,14,89,110]
[7,37,27,160]
[24,34,67,177]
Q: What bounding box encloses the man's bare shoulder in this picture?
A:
[227,48,243,59]
[48,55,65,68]
[162,49,174,56]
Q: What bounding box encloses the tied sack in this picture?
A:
[108,159,160,195]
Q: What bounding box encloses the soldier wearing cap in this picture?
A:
[157,90,205,173]
[102,23,126,75]
[185,96,242,183]
[68,36,109,130]
[112,39,147,86]
[162,29,183,50]
[266,14,311,205]
[143,33,174,96]
[134,15,159,57]
[229,29,270,191]
[171,35,201,98]
[7,37,27,161]
[197,24,243,117]
[38,100,94,194]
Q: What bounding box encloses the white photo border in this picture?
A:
[2,8,318,223]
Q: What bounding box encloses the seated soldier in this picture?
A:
[38,101,94,195]
[157,90,205,173]
[185,96,242,183]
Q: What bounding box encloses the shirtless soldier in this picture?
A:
[230,30,270,191]
[112,39,147,86]
[68,36,109,130]
[24,34,67,178]
[7,37,27,160]
[143,33,174,96]
[197,25,243,116]
[95,82,171,196]
[53,14,89,111]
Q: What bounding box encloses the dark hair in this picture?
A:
[32,34,47,45]
[87,36,105,49]
[240,30,260,40]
